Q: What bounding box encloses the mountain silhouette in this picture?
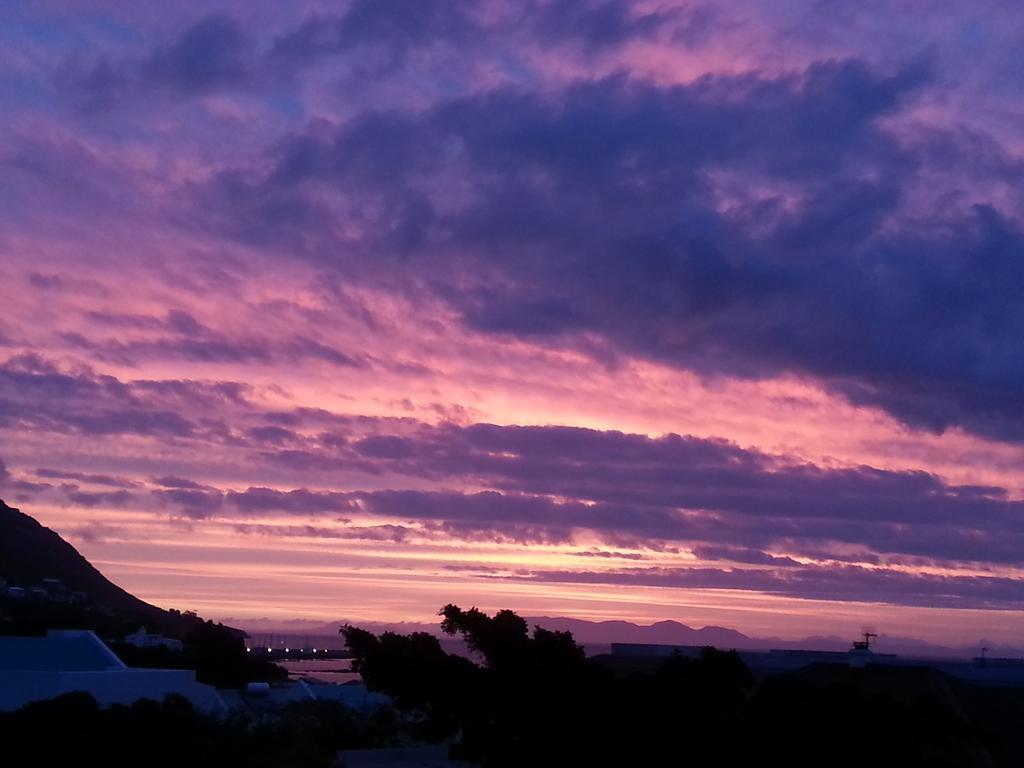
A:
[236,615,1023,662]
[525,616,753,648]
[0,498,208,636]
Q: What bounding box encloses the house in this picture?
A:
[0,630,224,712]
[219,679,319,712]
[34,578,72,603]
[123,626,185,652]
[219,680,391,714]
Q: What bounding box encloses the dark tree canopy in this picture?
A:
[343,605,754,766]
[342,605,1019,767]
[0,691,401,768]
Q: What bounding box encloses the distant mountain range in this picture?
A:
[0,499,223,638]
[234,614,1024,662]
[522,617,1024,660]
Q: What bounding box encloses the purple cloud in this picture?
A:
[65,489,135,508]
[138,416,1024,575]
[63,309,362,368]
[186,51,1024,444]
[55,14,254,110]
[34,468,139,488]
[0,354,251,438]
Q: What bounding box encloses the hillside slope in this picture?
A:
[0,499,205,637]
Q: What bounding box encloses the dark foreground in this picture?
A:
[3,605,1022,767]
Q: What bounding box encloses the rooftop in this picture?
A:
[0,630,126,672]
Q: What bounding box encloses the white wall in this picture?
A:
[0,669,225,712]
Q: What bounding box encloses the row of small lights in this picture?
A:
[246,647,321,653]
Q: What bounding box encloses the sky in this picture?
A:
[1,1,1024,646]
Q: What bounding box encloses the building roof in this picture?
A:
[0,630,126,671]
[0,629,226,713]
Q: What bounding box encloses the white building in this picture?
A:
[0,630,223,712]
[123,626,185,652]
[219,679,391,713]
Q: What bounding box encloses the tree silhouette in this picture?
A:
[342,605,753,766]
[342,605,1019,766]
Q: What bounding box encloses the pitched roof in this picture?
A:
[0,630,126,671]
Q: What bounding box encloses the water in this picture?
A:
[280,658,361,685]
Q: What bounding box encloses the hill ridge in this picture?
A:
[0,498,221,637]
